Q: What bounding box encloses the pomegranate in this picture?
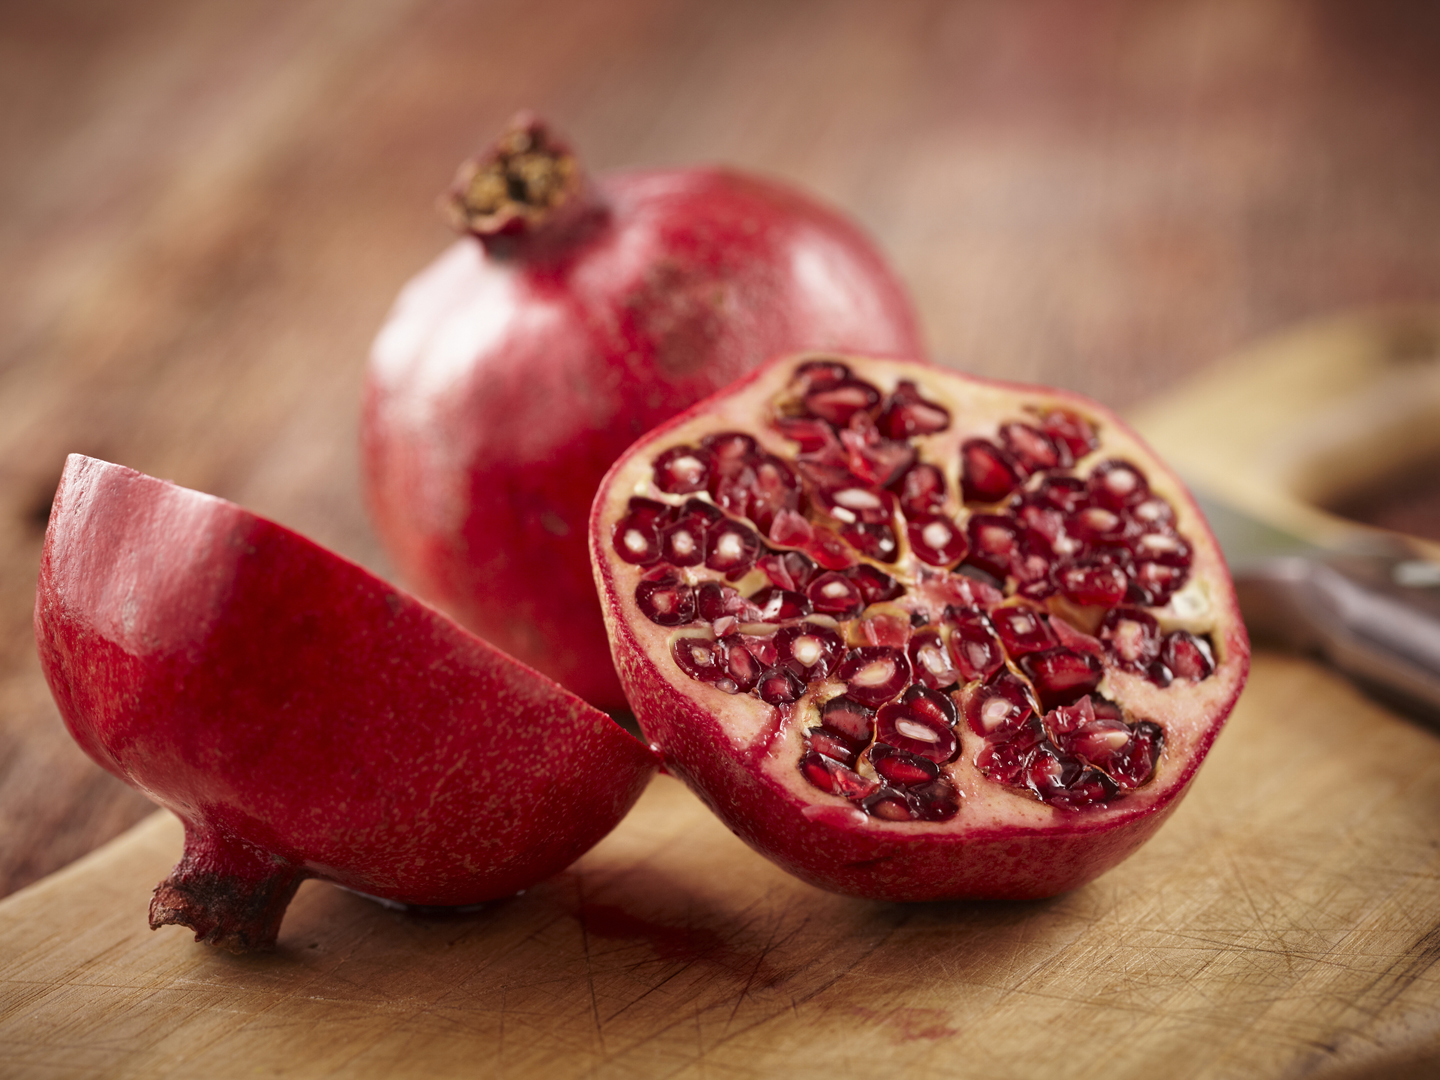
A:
[363,113,924,711]
[34,455,658,952]
[591,354,1248,900]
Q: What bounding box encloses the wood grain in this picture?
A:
[5,0,1440,900]
[2,653,1439,1079]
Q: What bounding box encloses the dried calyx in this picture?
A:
[593,354,1249,901]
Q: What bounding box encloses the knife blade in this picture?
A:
[1191,487,1440,724]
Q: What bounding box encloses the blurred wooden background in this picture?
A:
[3,0,1440,897]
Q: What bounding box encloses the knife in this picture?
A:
[1193,487,1440,724]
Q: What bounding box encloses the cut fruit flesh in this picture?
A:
[592,354,1249,902]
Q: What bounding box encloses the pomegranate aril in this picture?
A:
[909,628,960,691]
[696,581,757,623]
[876,381,951,440]
[806,571,865,618]
[748,454,801,534]
[836,646,912,706]
[1022,648,1103,710]
[749,586,813,622]
[805,379,881,425]
[1132,528,1192,567]
[1069,505,1132,545]
[846,563,903,603]
[652,445,713,494]
[756,550,817,591]
[718,634,763,692]
[857,612,912,648]
[1162,631,1215,681]
[815,481,895,526]
[1130,561,1187,605]
[776,622,845,681]
[768,508,814,547]
[756,665,806,705]
[1131,496,1175,528]
[776,416,843,457]
[975,717,1044,785]
[705,519,762,577]
[991,605,1056,656]
[1031,475,1089,515]
[735,630,778,668]
[862,787,921,821]
[613,516,663,565]
[1100,607,1162,671]
[868,744,940,787]
[702,431,759,465]
[1106,720,1163,789]
[961,439,1022,504]
[891,462,948,519]
[800,751,877,799]
[1030,747,1117,810]
[1000,422,1068,473]
[839,420,916,489]
[965,514,1021,580]
[907,516,968,567]
[660,518,708,567]
[793,359,852,393]
[806,727,860,767]
[1088,460,1149,511]
[962,673,1037,737]
[821,695,877,743]
[875,686,959,763]
[945,608,1005,683]
[912,778,961,821]
[1040,409,1099,460]
[672,636,722,682]
[841,521,898,562]
[636,571,696,626]
[1066,716,1133,764]
[1055,560,1129,606]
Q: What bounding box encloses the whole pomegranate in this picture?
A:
[35,455,658,952]
[591,354,1249,900]
[363,114,924,711]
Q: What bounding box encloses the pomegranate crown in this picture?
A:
[444,111,585,242]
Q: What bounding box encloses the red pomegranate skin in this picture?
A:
[591,354,1250,902]
[363,118,925,712]
[35,455,658,951]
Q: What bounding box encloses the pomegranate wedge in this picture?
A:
[592,355,1248,901]
[35,456,658,952]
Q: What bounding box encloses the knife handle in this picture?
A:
[1233,555,1440,724]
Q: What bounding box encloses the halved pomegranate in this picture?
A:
[35,456,658,952]
[363,113,924,711]
[591,354,1248,900]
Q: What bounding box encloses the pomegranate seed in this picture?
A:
[776,415,844,457]
[891,462,948,518]
[1069,505,1132,545]
[1066,716,1133,764]
[805,379,881,425]
[748,586,813,622]
[862,787,922,821]
[768,507,814,547]
[705,519,761,578]
[1106,720,1163,789]
[814,481,895,525]
[857,613,912,647]
[846,563,903,603]
[821,695,877,743]
[806,727,860,767]
[1131,496,1175,527]
[718,634,763,692]
[748,454,801,534]
[965,514,1021,580]
[776,622,846,681]
[961,439,1022,504]
[1000,422,1067,473]
[804,525,857,570]
[1162,631,1214,681]
[868,743,940,786]
[806,571,865,617]
[1030,475,1089,515]
[875,686,959,763]
[975,717,1044,785]
[800,751,878,798]
[1131,560,1187,605]
[839,420,917,488]
[660,517,708,567]
[836,646,912,706]
[735,630,778,667]
[911,777,961,820]
[653,444,714,494]
[1031,748,1117,809]
[1040,409,1099,460]
[908,628,961,690]
[1099,607,1162,671]
[756,550,817,591]
[756,665,806,705]
[636,571,696,626]
[794,359,852,393]
[671,636,722,682]
[1055,560,1129,606]
[1021,648,1103,710]
[876,380,952,440]
[945,608,1005,683]
[696,581,755,622]
[613,517,663,565]
[1088,460,1149,510]
[1132,528,1192,567]
[841,521,899,561]
[907,516,968,567]
[991,605,1056,656]
[962,672,1037,737]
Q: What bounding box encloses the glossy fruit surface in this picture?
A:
[592,354,1249,901]
[364,114,924,710]
[35,455,658,951]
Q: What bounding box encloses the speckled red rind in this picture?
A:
[36,455,659,909]
[591,354,1250,902]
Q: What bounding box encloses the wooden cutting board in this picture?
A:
[5,317,1440,1079]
